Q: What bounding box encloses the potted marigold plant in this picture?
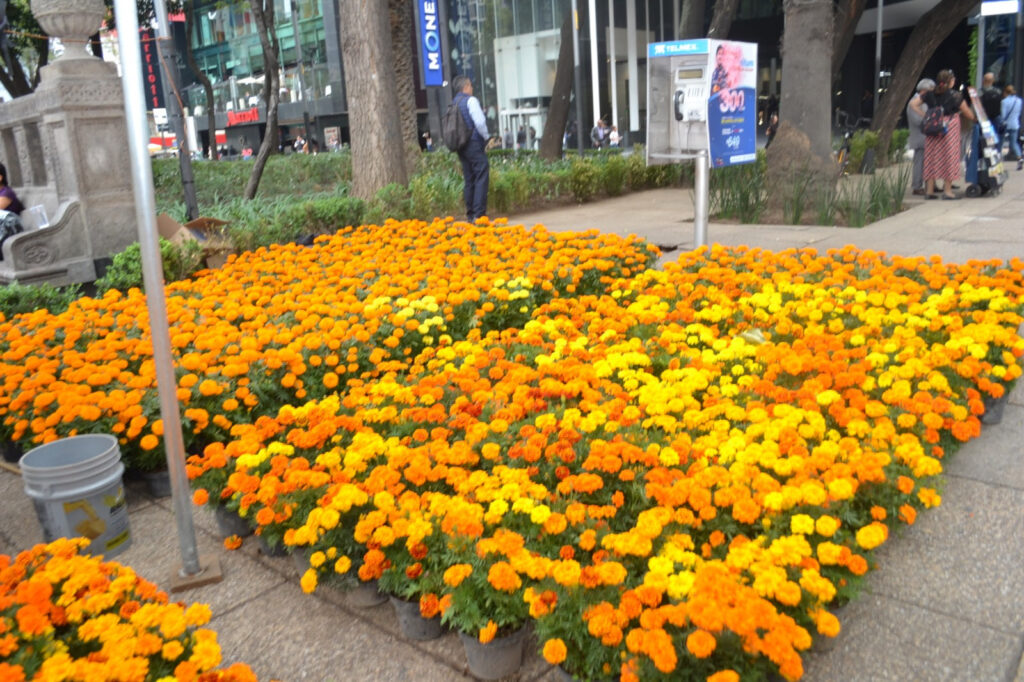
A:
[1,537,257,681]
[438,531,535,680]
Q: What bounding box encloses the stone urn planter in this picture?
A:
[30,0,107,61]
[459,626,528,680]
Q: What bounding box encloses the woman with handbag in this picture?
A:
[1000,85,1022,166]
[923,70,975,200]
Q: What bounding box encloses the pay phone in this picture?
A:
[670,62,709,152]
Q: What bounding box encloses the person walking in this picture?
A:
[1000,84,1022,166]
[906,78,935,195]
[923,70,974,200]
[452,75,490,222]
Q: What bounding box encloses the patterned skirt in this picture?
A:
[923,114,961,181]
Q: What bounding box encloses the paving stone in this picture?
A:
[108,503,290,616]
[209,581,472,682]
[868,477,1024,631]
[944,403,1024,490]
[802,593,1021,681]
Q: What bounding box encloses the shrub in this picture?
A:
[889,129,910,163]
[490,167,532,214]
[848,129,880,174]
[569,159,599,203]
[600,154,628,196]
[276,196,367,238]
[0,282,81,319]
[94,238,205,293]
[364,183,415,224]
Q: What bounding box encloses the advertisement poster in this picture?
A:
[416,0,445,87]
[706,41,758,167]
[646,39,757,167]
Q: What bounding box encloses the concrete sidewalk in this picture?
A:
[2,169,1023,681]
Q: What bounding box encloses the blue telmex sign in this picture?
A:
[417,0,444,87]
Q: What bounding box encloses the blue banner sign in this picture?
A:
[417,0,444,87]
[648,39,709,58]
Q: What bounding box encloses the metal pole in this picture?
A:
[113,0,203,579]
[609,0,618,135]
[693,149,708,248]
[977,15,986,90]
[153,0,199,220]
[290,0,315,149]
[873,0,882,120]
[626,0,639,142]
[572,0,585,154]
[588,0,600,129]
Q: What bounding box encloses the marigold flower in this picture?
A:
[542,638,567,665]
[478,620,498,644]
[686,629,717,658]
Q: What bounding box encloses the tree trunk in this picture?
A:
[540,11,574,161]
[339,0,408,199]
[707,0,740,39]
[832,0,867,81]
[389,0,421,174]
[870,0,977,166]
[678,0,705,38]
[767,0,834,210]
[778,0,833,163]
[184,0,217,160]
[244,0,281,200]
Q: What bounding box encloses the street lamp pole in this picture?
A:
[289,0,315,149]
[873,0,883,119]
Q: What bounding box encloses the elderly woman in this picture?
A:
[907,78,936,195]
[923,70,975,200]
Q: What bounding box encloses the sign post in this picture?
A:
[415,0,449,143]
[647,39,758,248]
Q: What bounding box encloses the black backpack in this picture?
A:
[442,94,473,151]
[922,106,947,137]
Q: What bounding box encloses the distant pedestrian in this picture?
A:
[1000,85,1022,164]
[451,75,490,222]
[906,78,935,195]
[608,126,620,148]
[590,119,607,149]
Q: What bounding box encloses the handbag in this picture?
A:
[922,106,947,137]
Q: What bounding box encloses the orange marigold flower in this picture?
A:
[707,672,740,682]
[223,535,243,551]
[686,629,717,659]
[192,489,209,506]
[478,620,498,644]
[542,638,567,665]
[487,561,522,592]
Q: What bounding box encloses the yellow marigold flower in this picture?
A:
[184,603,212,627]
[530,504,552,525]
[790,514,815,535]
[707,672,740,682]
[815,515,840,537]
[300,569,318,594]
[334,556,352,575]
[542,638,567,665]
[551,560,581,587]
[855,522,889,550]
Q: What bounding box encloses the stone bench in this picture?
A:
[0,201,95,286]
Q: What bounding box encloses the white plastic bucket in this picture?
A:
[20,434,132,558]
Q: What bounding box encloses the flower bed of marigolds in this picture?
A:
[2,217,1023,681]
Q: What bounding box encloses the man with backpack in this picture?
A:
[449,75,491,222]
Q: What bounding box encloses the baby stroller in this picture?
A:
[964,86,1007,197]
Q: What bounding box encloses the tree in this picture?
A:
[870,0,977,164]
[766,0,834,206]
[707,0,741,39]
[183,0,217,160]
[243,0,281,199]
[338,0,407,199]
[539,10,573,161]
[832,0,867,80]
[0,0,48,97]
[389,0,421,174]
[677,0,705,38]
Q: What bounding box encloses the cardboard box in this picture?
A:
[156,214,234,268]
